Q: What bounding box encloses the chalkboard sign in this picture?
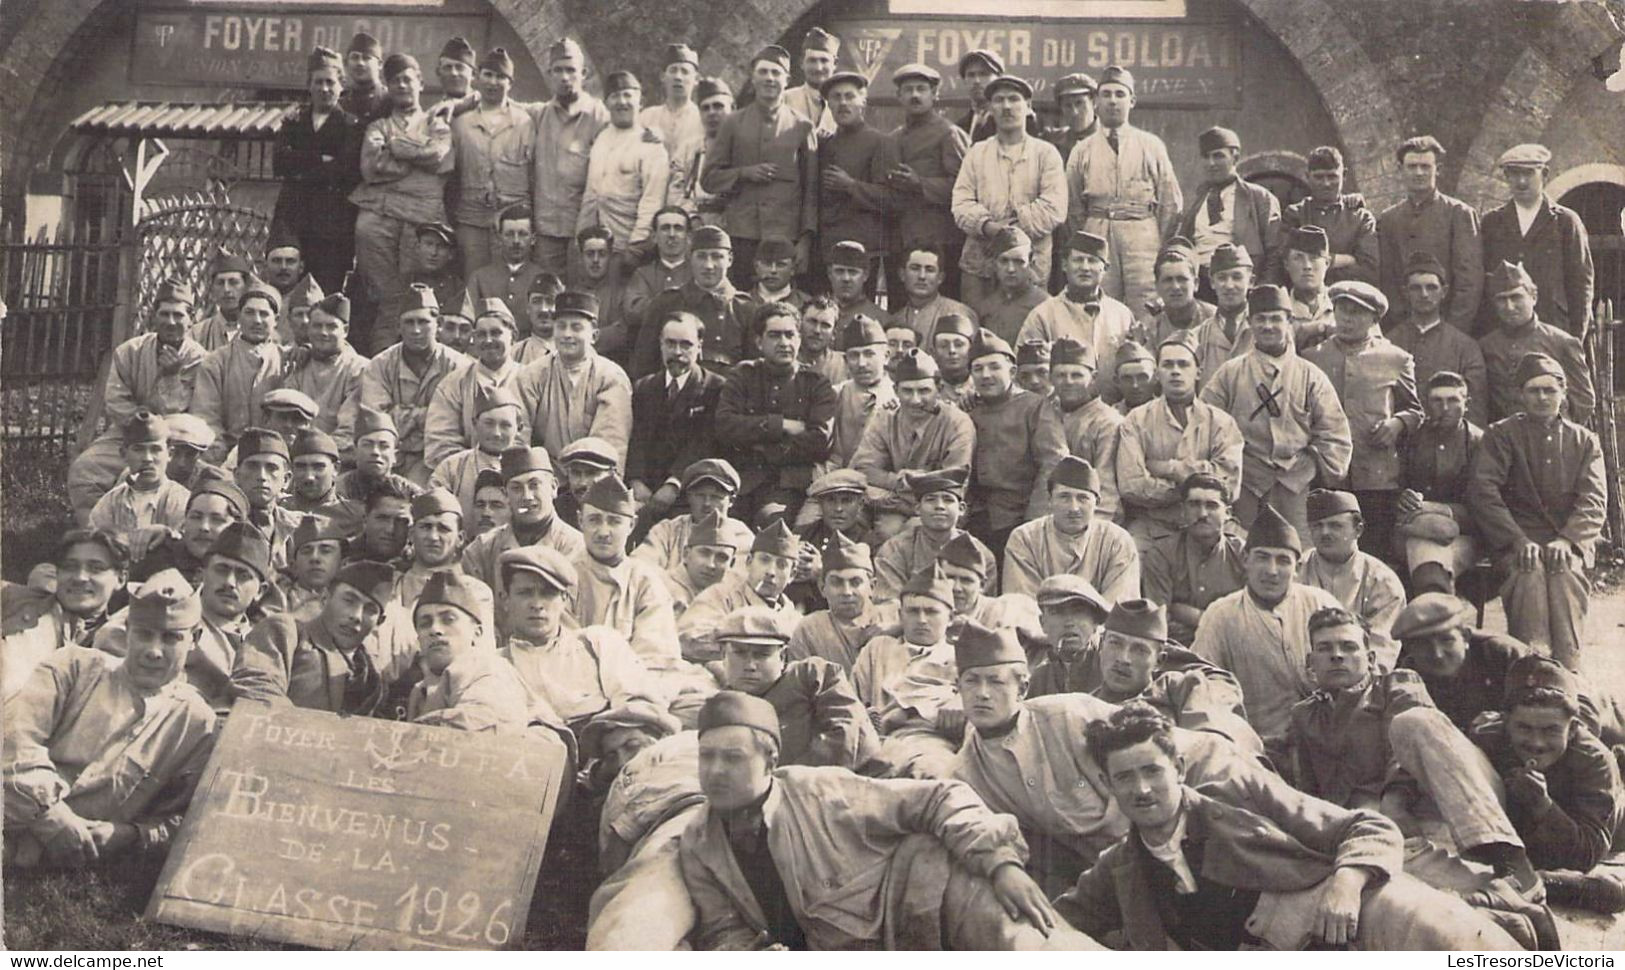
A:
[147,701,567,950]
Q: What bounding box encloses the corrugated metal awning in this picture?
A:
[69,101,301,139]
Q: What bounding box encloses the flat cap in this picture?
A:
[1105,598,1167,642]
[1498,143,1551,169]
[892,62,941,87]
[954,620,1026,671]
[1209,243,1253,273]
[1328,280,1389,316]
[899,563,955,607]
[820,71,867,98]
[236,427,290,462]
[717,605,798,644]
[209,521,273,581]
[908,465,968,499]
[415,569,485,621]
[1036,575,1109,616]
[1514,351,1565,388]
[499,545,578,594]
[1245,501,1301,554]
[354,404,398,439]
[1066,229,1109,261]
[128,568,203,632]
[1404,251,1450,284]
[1197,127,1241,154]
[560,436,620,470]
[291,429,339,460]
[697,690,781,743]
[1487,260,1536,297]
[123,409,169,445]
[412,487,463,520]
[821,531,873,573]
[154,278,195,307]
[828,240,869,269]
[750,519,801,558]
[1049,337,1091,368]
[892,348,940,381]
[1247,284,1292,314]
[164,414,215,451]
[1053,72,1098,99]
[1391,592,1474,641]
[958,49,1004,77]
[937,531,988,576]
[984,75,1033,100]
[334,560,396,609]
[808,468,868,498]
[1050,455,1101,495]
[682,458,741,494]
[580,701,681,761]
[1098,65,1135,93]
[261,387,320,419]
[583,475,637,518]
[416,221,457,246]
[1288,225,1330,257]
[500,446,555,480]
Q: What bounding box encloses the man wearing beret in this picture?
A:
[359,286,472,483]
[1018,229,1137,372]
[69,279,207,521]
[580,71,671,264]
[1479,260,1595,426]
[1385,252,1490,428]
[1201,284,1352,535]
[423,299,530,469]
[448,47,534,273]
[271,51,361,295]
[678,690,1094,949]
[351,54,453,336]
[461,446,586,592]
[679,521,803,663]
[87,411,191,543]
[1177,126,1283,284]
[714,605,881,772]
[191,284,284,462]
[1377,135,1482,333]
[4,570,216,868]
[872,467,991,602]
[817,73,895,278]
[964,330,1069,556]
[1056,702,1524,951]
[782,27,840,137]
[1192,502,1343,749]
[1025,575,1110,697]
[1469,351,1606,669]
[1004,456,1139,603]
[231,559,412,718]
[1282,146,1379,288]
[702,45,819,288]
[496,545,661,733]
[885,64,970,302]
[282,294,367,452]
[3,529,129,697]
[850,349,976,507]
[1064,65,1182,316]
[1303,280,1423,556]
[1480,144,1593,339]
[951,74,1067,310]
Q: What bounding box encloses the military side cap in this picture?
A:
[307,47,341,73]
[1247,284,1291,314]
[290,513,347,552]
[1067,229,1109,260]
[474,382,522,417]
[1054,72,1098,99]
[549,38,585,64]
[285,275,323,313]
[499,545,578,593]
[696,77,733,102]
[1157,331,1200,363]
[1016,341,1050,367]
[970,328,1016,362]
[1404,251,1449,284]
[1391,592,1474,641]
[756,236,795,262]
[1305,488,1360,523]
[1160,235,1198,261]
[698,689,781,743]
[1498,144,1551,169]
[933,313,978,341]
[893,348,940,381]
[1036,575,1109,616]
[292,429,339,460]
[412,487,463,521]
[210,521,273,581]
[191,478,249,520]
[984,75,1033,100]
[909,465,969,499]
[237,427,289,462]
[821,531,873,573]
[900,563,955,607]
[400,283,439,314]
[415,569,484,620]
[1197,126,1241,153]
[383,54,421,81]
[682,458,740,493]
[560,436,620,470]
[686,510,736,549]
[241,283,282,315]
[841,314,887,350]
[416,222,457,246]
[958,49,1004,77]
[1514,351,1565,388]
[1050,455,1101,494]
[1105,598,1167,642]
[803,26,840,53]
[1504,654,1579,707]
[583,475,637,517]
[314,292,351,323]
[154,277,195,306]
[261,388,320,419]
[1288,225,1330,257]
[122,409,169,445]
[829,240,869,268]
[955,619,1026,671]
[892,62,941,87]
[809,468,868,499]
[692,225,732,251]
[1114,339,1154,371]
[165,414,215,451]
[1328,280,1388,316]
[1099,65,1135,92]
[989,226,1033,258]
[501,446,555,480]
[1245,501,1301,554]
[580,701,681,761]
[1050,338,1091,368]
[354,404,398,439]
[347,32,382,58]
[439,36,476,67]
[128,568,203,632]
[752,44,791,71]
[605,71,641,95]
[820,71,868,97]
[212,248,254,278]
[717,605,797,644]
[480,47,515,78]
[664,43,699,67]
[475,298,515,327]
[1209,243,1253,273]
[1488,260,1536,296]
[751,519,800,558]
[937,531,988,576]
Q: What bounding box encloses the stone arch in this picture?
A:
[1548,162,1625,202]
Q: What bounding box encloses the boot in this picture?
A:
[1542,868,1625,914]
[1464,877,1562,951]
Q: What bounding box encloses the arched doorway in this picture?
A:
[1558,178,1625,388]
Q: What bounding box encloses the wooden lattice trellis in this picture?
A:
[134,191,271,334]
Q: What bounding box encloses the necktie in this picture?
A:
[1206,180,1232,223]
[1106,128,1120,154]
[667,376,681,402]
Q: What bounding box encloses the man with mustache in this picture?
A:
[885,63,969,302]
[1140,473,1247,647]
[3,571,216,869]
[1004,457,1137,607]
[186,522,276,710]
[574,476,682,664]
[2,529,128,697]
[626,314,728,525]
[87,411,190,544]
[460,446,585,593]
[850,349,975,511]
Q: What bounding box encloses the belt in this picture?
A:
[1086,206,1156,221]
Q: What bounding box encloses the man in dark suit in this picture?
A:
[271,49,362,293]
[1177,127,1283,288]
[1055,702,1524,951]
[956,49,1041,143]
[1479,144,1594,339]
[631,226,756,379]
[627,310,726,522]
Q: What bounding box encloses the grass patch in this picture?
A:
[2,439,74,583]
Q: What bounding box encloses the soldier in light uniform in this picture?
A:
[283,293,367,453]
[2,529,127,698]
[850,349,976,510]
[579,71,671,265]
[1047,338,1124,521]
[781,27,839,136]
[1296,489,1409,670]
[1003,457,1140,603]
[574,476,682,664]
[460,446,586,593]
[1018,230,1137,376]
[192,283,284,462]
[422,298,530,469]
[358,284,472,485]
[429,384,526,540]
[449,46,534,274]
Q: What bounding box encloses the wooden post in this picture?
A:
[75,196,141,453]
